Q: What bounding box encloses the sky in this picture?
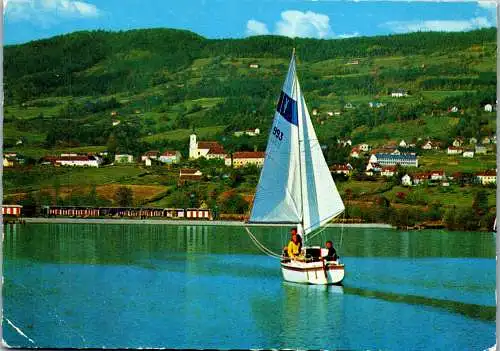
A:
[3,0,498,45]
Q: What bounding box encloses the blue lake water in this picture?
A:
[3,223,496,350]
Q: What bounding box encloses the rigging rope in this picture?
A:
[244,227,282,259]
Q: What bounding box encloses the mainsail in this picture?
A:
[249,51,345,236]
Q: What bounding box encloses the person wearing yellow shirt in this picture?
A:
[287,228,303,259]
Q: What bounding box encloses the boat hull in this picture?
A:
[281,260,344,285]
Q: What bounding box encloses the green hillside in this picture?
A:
[4,27,496,155]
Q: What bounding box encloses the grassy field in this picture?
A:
[419,151,496,173]
[141,125,225,143]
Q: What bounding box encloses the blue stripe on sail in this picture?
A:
[276,91,298,126]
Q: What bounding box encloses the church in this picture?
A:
[189,134,226,160]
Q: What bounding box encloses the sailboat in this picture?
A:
[247,50,346,285]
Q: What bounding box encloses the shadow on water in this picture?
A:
[342,285,495,322]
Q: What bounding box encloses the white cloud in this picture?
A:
[275,10,331,38]
[383,17,493,33]
[337,32,359,39]
[246,19,269,36]
[5,0,100,23]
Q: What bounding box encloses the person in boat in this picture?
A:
[287,228,303,259]
[324,240,338,261]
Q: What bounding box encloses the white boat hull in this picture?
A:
[281,259,344,285]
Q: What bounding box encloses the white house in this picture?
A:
[452,138,463,147]
[449,106,459,113]
[484,104,493,112]
[189,134,226,160]
[469,137,478,145]
[399,140,407,148]
[115,154,134,164]
[56,155,103,167]
[476,170,496,185]
[337,138,352,147]
[421,141,433,150]
[463,151,474,158]
[144,158,152,167]
[327,111,334,117]
[179,168,203,182]
[344,103,354,109]
[401,174,412,186]
[447,146,463,155]
[475,144,487,154]
[430,170,445,181]
[159,150,181,164]
[359,143,370,152]
[481,136,491,144]
[391,89,408,98]
[234,128,261,137]
[141,151,159,162]
[249,63,259,69]
[334,111,341,116]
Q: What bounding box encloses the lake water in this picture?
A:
[3,223,496,350]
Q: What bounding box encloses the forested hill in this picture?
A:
[4,27,497,155]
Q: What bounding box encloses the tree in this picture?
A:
[115,186,134,207]
[472,190,488,216]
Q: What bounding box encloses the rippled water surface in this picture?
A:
[3,223,496,350]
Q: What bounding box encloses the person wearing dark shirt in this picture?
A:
[324,240,338,261]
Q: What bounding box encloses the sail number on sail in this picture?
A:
[272,126,284,141]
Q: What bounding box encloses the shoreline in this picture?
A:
[17,217,394,228]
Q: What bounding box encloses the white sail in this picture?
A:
[249,51,344,232]
[297,80,345,236]
[249,55,302,223]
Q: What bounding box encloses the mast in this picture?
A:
[293,48,306,243]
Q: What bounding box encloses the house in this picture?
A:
[56,155,103,167]
[327,111,334,117]
[2,205,23,217]
[447,146,463,155]
[234,128,260,137]
[481,136,491,144]
[449,106,459,113]
[330,164,352,176]
[344,103,354,109]
[189,134,226,160]
[381,166,396,177]
[350,147,360,159]
[312,109,318,116]
[368,102,384,108]
[421,141,433,150]
[484,104,493,112]
[452,138,464,147]
[159,150,181,164]
[365,162,382,176]
[249,63,259,69]
[401,174,412,186]
[346,60,359,65]
[114,154,134,164]
[413,173,429,185]
[475,144,487,155]
[429,170,445,181]
[337,138,352,147]
[469,137,478,145]
[359,143,370,152]
[179,168,203,182]
[141,151,160,162]
[334,111,341,116]
[3,157,14,167]
[476,170,496,185]
[112,120,121,126]
[225,151,265,168]
[463,151,474,158]
[399,140,408,148]
[144,158,152,167]
[391,89,408,98]
[368,153,418,167]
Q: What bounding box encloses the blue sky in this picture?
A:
[4,0,497,45]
